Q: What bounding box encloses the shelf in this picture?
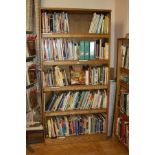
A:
[26,125,44,131]
[45,108,107,117]
[45,132,107,145]
[120,81,129,91]
[120,67,129,75]
[42,33,110,39]
[41,7,111,13]
[43,59,109,66]
[43,85,108,92]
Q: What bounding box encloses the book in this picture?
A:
[90,41,95,59]
[84,41,90,60]
[96,14,104,33]
[79,41,85,60]
[89,13,97,33]
[103,15,110,34]
[70,66,85,85]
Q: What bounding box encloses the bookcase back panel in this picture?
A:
[69,13,92,33]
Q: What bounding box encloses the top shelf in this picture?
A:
[41,7,111,14]
[42,33,110,39]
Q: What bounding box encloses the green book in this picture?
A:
[79,41,85,60]
[84,41,90,60]
[90,41,95,59]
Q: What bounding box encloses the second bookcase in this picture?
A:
[40,7,111,142]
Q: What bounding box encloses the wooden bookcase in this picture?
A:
[40,7,111,142]
[114,38,129,148]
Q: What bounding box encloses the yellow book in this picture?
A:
[103,16,109,34]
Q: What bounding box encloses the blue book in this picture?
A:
[57,93,66,110]
[47,94,57,111]
[75,118,79,135]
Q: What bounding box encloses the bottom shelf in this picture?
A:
[45,132,107,145]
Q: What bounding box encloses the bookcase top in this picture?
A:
[41,7,112,13]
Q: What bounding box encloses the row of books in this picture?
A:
[115,116,129,147]
[121,44,129,69]
[120,91,129,116]
[79,40,109,60]
[46,113,106,138]
[26,86,42,127]
[89,13,110,34]
[42,12,69,33]
[41,39,109,61]
[26,62,37,86]
[45,90,107,112]
[43,66,108,87]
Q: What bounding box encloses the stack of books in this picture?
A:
[41,12,69,33]
[89,13,110,34]
[41,39,109,61]
[46,113,106,138]
[45,90,107,112]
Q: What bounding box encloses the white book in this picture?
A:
[96,14,104,33]
[47,119,52,138]
[64,116,69,136]
[89,13,97,33]
[101,18,105,34]
[104,42,109,59]
[92,14,100,33]
[98,95,102,108]
[51,118,56,137]
[85,70,89,85]
[121,45,126,67]
[102,90,107,108]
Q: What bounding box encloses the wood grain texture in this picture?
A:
[26,139,128,155]
[43,60,109,66]
[45,108,107,117]
[42,33,110,38]
[43,85,108,92]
